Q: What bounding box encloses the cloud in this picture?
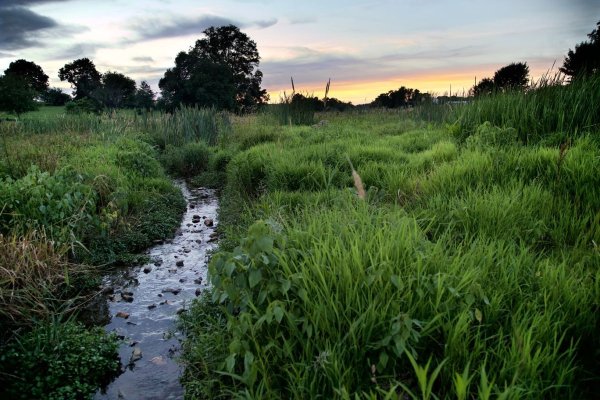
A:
[288,17,317,25]
[0,0,71,5]
[47,42,103,60]
[0,7,58,50]
[128,14,278,43]
[0,52,16,58]
[129,15,239,42]
[254,18,278,29]
[132,56,154,62]
[261,45,487,88]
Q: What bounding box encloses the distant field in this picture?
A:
[0,105,66,120]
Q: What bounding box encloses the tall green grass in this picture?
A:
[182,92,600,398]
[456,74,600,143]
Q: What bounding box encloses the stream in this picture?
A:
[92,181,218,400]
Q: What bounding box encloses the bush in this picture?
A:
[162,141,211,177]
[65,98,103,115]
[0,321,119,400]
[0,166,97,246]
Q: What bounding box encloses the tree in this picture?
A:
[371,86,423,108]
[94,71,136,109]
[0,75,37,116]
[159,54,237,111]
[561,20,600,78]
[58,58,101,100]
[471,77,496,97]
[4,59,48,94]
[186,25,268,111]
[493,62,529,91]
[135,81,155,110]
[41,88,71,106]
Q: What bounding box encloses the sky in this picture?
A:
[0,0,598,104]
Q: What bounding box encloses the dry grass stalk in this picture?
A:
[346,156,366,200]
[0,231,90,326]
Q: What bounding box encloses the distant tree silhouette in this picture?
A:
[493,62,529,91]
[135,81,155,110]
[471,77,496,97]
[4,59,48,94]
[41,88,71,106]
[160,25,268,112]
[561,20,600,78]
[0,75,37,116]
[93,71,136,109]
[58,58,101,99]
[371,86,427,108]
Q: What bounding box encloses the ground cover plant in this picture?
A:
[181,79,600,399]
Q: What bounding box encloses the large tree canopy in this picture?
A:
[160,25,268,112]
[0,75,37,116]
[58,58,101,100]
[160,55,236,111]
[94,71,136,109]
[470,62,530,96]
[493,62,529,91]
[561,20,600,78]
[4,59,48,94]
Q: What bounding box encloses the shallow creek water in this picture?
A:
[93,182,218,400]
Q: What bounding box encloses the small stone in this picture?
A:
[157,293,163,297]
[204,218,214,227]
[179,278,186,283]
[130,347,142,363]
[168,268,177,273]
[195,288,202,296]
[189,204,195,209]
[162,288,181,295]
[176,260,184,267]
[148,303,157,310]
[102,286,115,295]
[151,356,167,365]
[183,248,191,253]
[126,321,137,326]
[143,266,152,274]
[193,278,202,284]
[121,294,134,302]
[154,259,163,266]
[195,239,202,244]
[129,340,138,347]
[116,311,129,319]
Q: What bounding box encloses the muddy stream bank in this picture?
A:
[90,182,218,400]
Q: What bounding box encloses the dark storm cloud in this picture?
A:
[128,14,278,43]
[0,0,80,51]
[0,7,58,49]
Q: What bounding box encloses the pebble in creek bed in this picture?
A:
[176,260,184,267]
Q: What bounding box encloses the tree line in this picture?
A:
[1,20,598,115]
[371,20,599,108]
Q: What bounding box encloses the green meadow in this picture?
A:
[181,79,600,399]
[0,75,599,399]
